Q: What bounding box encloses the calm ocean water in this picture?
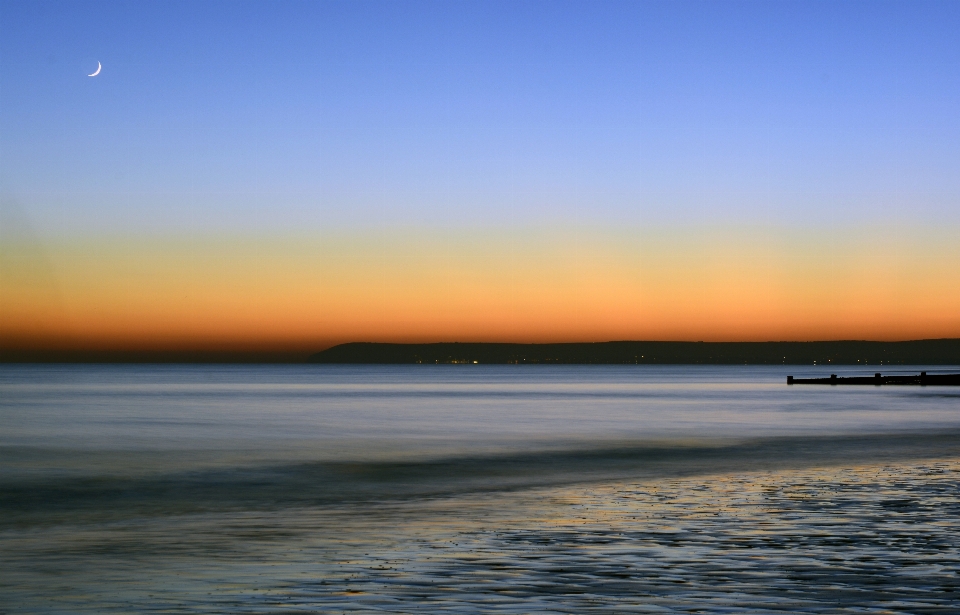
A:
[2,364,959,613]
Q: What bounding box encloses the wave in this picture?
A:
[3,430,959,527]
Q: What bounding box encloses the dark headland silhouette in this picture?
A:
[310,339,960,365]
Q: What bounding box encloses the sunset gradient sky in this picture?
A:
[2,0,959,358]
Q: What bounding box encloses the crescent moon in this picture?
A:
[88,62,101,77]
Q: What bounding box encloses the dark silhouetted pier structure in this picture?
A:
[787,372,960,386]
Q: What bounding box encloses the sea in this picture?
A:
[2,364,959,613]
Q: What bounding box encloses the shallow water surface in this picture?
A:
[2,365,959,612]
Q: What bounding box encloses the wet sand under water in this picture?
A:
[3,456,959,614]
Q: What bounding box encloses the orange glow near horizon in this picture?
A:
[2,225,959,356]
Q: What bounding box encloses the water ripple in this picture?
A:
[3,458,959,613]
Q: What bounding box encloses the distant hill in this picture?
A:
[309,340,960,365]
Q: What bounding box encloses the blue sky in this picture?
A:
[2,0,960,235]
[4,1,960,349]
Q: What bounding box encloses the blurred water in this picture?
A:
[2,364,959,613]
[3,364,960,462]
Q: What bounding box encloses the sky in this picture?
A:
[2,0,959,358]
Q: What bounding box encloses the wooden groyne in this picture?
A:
[787,372,960,386]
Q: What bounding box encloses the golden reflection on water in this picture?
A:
[3,457,960,613]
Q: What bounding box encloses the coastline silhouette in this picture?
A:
[310,339,960,365]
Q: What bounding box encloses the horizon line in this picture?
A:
[3,338,959,364]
